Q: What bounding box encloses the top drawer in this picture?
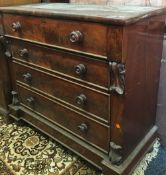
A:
[3,14,108,58]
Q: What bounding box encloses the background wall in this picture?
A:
[70,0,166,6]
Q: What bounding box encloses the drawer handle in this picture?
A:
[12,21,21,32]
[78,123,88,132]
[4,50,12,58]
[76,94,87,105]
[23,73,32,83]
[70,31,83,43]
[74,64,87,75]
[0,36,10,45]
[26,97,35,106]
[19,48,29,58]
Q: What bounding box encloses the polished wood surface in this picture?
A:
[10,39,110,88]
[0,0,41,117]
[0,3,166,25]
[0,0,40,6]
[0,40,11,114]
[110,15,166,158]
[17,85,110,152]
[156,37,166,147]
[0,15,11,115]
[14,62,110,122]
[4,14,108,58]
[0,3,165,175]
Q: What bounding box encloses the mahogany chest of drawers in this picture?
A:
[0,3,166,175]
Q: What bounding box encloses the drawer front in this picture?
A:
[17,85,110,152]
[10,39,110,88]
[14,62,110,121]
[3,14,107,57]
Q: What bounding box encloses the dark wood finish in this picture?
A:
[0,42,12,114]
[3,14,108,58]
[14,62,110,122]
[8,103,158,175]
[17,85,110,152]
[156,36,166,147]
[0,0,40,6]
[0,0,42,118]
[42,0,69,2]
[0,3,165,175]
[0,4,166,25]
[0,16,12,115]
[110,15,165,160]
[122,15,165,157]
[9,38,110,89]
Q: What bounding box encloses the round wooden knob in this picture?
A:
[19,48,29,58]
[0,36,10,45]
[70,31,83,43]
[76,94,87,105]
[74,64,86,75]
[23,73,32,83]
[12,21,21,32]
[4,50,12,58]
[11,91,18,96]
[78,123,88,132]
[26,97,35,106]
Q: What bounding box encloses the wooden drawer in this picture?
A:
[3,14,107,57]
[17,85,110,152]
[14,62,110,122]
[10,39,110,89]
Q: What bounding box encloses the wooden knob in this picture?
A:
[12,21,21,32]
[0,36,10,45]
[4,50,12,58]
[70,31,83,43]
[76,94,87,105]
[78,123,88,132]
[74,64,86,75]
[23,73,32,83]
[19,48,29,58]
[26,97,35,106]
[0,36,6,45]
[11,91,18,96]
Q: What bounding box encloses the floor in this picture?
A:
[0,115,162,175]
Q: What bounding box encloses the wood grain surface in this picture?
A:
[0,3,166,25]
[0,0,40,6]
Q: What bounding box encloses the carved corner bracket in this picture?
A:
[109,61,125,95]
[11,91,19,106]
[109,142,123,165]
[0,35,12,58]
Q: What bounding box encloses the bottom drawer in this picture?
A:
[17,85,110,152]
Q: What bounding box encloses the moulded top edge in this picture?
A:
[0,3,166,25]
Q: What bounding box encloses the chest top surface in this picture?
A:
[0,3,166,25]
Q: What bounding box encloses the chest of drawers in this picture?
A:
[0,3,166,175]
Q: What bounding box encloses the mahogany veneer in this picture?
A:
[0,3,165,175]
[0,0,40,6]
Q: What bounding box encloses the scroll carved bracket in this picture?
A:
[109,142,123,165]
[0,35,10,46]
[0,35,12,58]
[11,91,19,106]
[109,61,125,95]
